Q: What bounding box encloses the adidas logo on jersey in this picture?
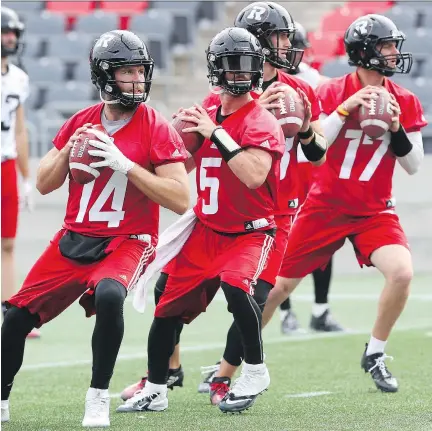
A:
[260,140,270,149]
[171,149,182,158]
[210,143,218,149]
[119,275,128,282]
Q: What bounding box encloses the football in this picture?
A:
[69,124,107,185]
[171,116,204,155]
[269,87,305,138]
[359,91,393,139]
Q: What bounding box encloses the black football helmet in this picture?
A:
[90,30,154,106]
[234,2,303,70]
[1,6,24,57]
[292,21,310,50]
[345,14,412,76]
[206,27,264,95]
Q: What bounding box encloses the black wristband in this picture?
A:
[297,126,314,140]
[301,133,327,162]
[210,126,243,163]
[390,124,413,157]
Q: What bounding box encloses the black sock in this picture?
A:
[279,297,291,311]
[313,257,333,304]
[1,307,39,400]
[148,316,179,384]
[1,302,7,319]
[91,279,126,390]
[221,282,263,365]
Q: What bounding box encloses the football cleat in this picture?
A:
[361,344,398,393]
[310,309,344,332]
[116,386,168,413]
[198,361,220,393]
[219,363,269,413]
[120,366,184,401]
[1,400,10,423]
[281,310,301,334]
[82,388,110,428]
[209,377,230,406]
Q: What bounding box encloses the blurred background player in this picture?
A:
[117,26,285,415]
[120,1,327,406]
[262,14,427,393]
[1,7,37,338]
[279,20,344,334]
[1,30,189,427]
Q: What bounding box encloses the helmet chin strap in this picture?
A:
[99,90,120,105]
[209,83,225,95]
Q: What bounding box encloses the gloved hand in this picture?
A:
[88,129,135,175]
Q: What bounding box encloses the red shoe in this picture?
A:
[26,328,41,339]
[120,366,184,401]
[209,377,230,405]
[121,377,147,401]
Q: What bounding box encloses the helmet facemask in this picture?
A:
[349,33,412,77]
[260,29,304,70]
[93,58,154,106]
[207,52,264,96]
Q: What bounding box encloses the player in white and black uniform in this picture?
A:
[1,7,37,336]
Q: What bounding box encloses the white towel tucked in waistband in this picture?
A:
[132,208,197,313]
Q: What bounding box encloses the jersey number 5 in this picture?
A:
[75,171,127,227]
[200,157,222,215]
[339,129,390,181]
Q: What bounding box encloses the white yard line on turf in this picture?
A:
[126,292,432,303]
[285,391,332,398]
[21,324,431,372]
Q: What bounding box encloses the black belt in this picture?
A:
[213,227,276,238]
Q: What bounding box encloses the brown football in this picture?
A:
[171,116,204,155]
[69,124,107,185]
[359,91,393,139]
[269,87,305,138]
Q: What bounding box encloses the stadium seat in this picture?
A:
[21,12,65,35]
[320,7,362,34]
[403,28,432,56]
[2,1,44,12]
[129,9,174,41]
[45,33,93,61]
[152,1,199,46]
[320,57,353,78]
[308,32,340,70]
[383,6,418,29]
[75,12,119,37]
[74,62,92,82]
[24,58,64,85]
[22,37,43,59]
[99,1,148,13]
[343,1,394,15]
[44,82,94,105]
[46,1,95,15]
[198,1,220,22]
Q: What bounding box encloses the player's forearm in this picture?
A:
[393,130,424,175]
[37,149,70,195]
[227,151,270,189]
[320,112,345,147]
[128,164,190,215]
[262,287,289,327]
[16,131,30,179]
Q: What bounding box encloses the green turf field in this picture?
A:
[4,273,432,431]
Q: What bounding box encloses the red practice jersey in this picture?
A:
[202,70,321,216]
[311,72,427,215]
[53,103,188,240]
[193,99,285,233]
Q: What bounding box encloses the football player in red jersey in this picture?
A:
[119,2,328,407]
[0,7,39,339]
[116,27,285,415]
[1,30,189,427]
[263,15,427,393]
[280,20,343,334]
